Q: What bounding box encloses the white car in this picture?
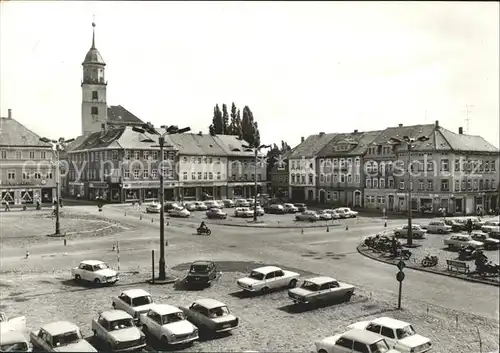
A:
[335,207,358,218]
[30,321,97,352]
[112,289,155,322]
[283,203,299,213]
[235,199,250,207]
[193,202,208,211]
[348,317,432,353]
[1,331,31,352]
[237,266,300,292]
[234,207,254,218]
[71,260,118,285]
[322,209,341,219]
[0,312,27,334]
[169,207,191,218]
[315,329,400,353]
[140,304,199,345]
[482,220,500,234]
[146,202,161,213]
[204,200,222,209]
[183,202,197,211]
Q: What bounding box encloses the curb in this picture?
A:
[356,244,499,287]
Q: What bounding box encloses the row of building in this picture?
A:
[269,122,500,215]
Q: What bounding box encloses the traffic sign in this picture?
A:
[396,271,405,282]
[397,260,406,271]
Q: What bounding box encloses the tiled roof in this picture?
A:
[368,124,437,152]
[165,132,227,156]
[212,135,261,157]
[438,128,498,153]
[317,131,382,157]
[107,105,144,124]
[288,133,337,159]
[0,117,52,148]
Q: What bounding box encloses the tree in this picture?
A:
[208,104,223,135]
[228,102,238,135]
[241,106,261,147]
[222,104,229,134]
[235,109,242,138]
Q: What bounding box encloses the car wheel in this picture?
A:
[92,329,97,337]
[94,278,101,285]
[74,274,81,281]
[344,292,353,302]
[161,335,170,346]
[142,326,149,336]
[260,286,270,294]
[395,232,400,237]
[438,229,444,234]
[112,302,116,309]
[318,350,328,353]
[288,279,298,288]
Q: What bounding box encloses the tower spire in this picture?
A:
[91,16,96,49]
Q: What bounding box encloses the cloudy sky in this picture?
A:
[1,1,498,147]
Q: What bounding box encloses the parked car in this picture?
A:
[180,299,239,335]
[0,312,26,333]
[443,219,463,232]
[193,202,208,211]
[294,203,307,212]
[184,260,218,286]
[112,289,155,323]
[71,260,118,285]
[470,231,500,249]
[169,207,191,218]
[246,198,257,206]
[140,304,198,346]
[334,209,348,219]
[254,206,265,216]
[235,199,250,207]
[234,207,254,218]
[288,276,355,305]
[315,329,400,353]
[91,310,146,352]
[295,211,320,222]
[204,200,221,209]
[482,220,500,234]
[237,266,299,293]
[335,207,358,218]
[264,204,286,214]
[283,203,299,213]
[206,208,228,219]
[164,202,180,211]
[0,331,31,352]
[443,234,484,249]
[184,202,197,211]
[322,209,341,219]
[222,199,235,208]
[425,221,452,234]
[146,202,161,213]
[317,210,333,221]
[30,321,97,352]
[468,217,485,229]
[393,225,427,239]
[348,317,432,353]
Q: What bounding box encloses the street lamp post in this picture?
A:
[39,137,75,236]
[389,135,429,247]
[132,123,190,281]
[243,144,271,222]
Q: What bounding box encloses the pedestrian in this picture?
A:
[467,218,473,234]
[4,201,10,212]
[59,198,63,209]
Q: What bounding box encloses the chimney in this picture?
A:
[354,129,358,134]
[7,109,12,119]
[301,136,305,143]
[100,123,106,137]
[319,132,325,136]
[435,120,439,128]
[398,123,403,127]
[198,131,203,136]
[458,127,463,135]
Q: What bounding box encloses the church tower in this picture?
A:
[81,21,107,135]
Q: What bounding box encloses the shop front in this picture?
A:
[124,188,140,202]
[181,186,196,201]
[88,182,109,201]
[68,182,85,199]
[1,187,47,206]
[144,188,159,202]
[110,186,121,203]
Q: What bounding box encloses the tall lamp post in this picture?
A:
[39,137,75,236]
[132,123,190,281]
[389,135,429,247]
[243,144,271,221]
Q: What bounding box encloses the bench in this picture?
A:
[446,259,470,274]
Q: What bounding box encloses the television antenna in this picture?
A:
[465,104,474,134]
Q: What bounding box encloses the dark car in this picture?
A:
[164,201,180,212]
[264,204,286,214]
[206,208,228,219]
[443,219,463,232]
[294,203,307,212]
[185,261,218,287]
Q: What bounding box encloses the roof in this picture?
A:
[305,276,336,285]
[253,266,282,274]
[288,133,337,158]
[80,260,105,266]
[149,304,182,316]
[317,130,382,157]
[0,331,28,345]
[166,133,227,156]
[107,105,145,125]
[193,298,225,310]
[191,260,213,266]
[41,321,79,336]
[0,117,53,148]
[100,310,132,321]
[212,135,262,157]
[438,128,498,153]
[122,289,151,298]
[342,329,384,344]
[371,317,409,329]
[83,47,105,65]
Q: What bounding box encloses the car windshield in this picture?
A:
[132,295,153,307]
[0,342,29,352]
[52,330,82,346]
[95,263,109,270]
[162,312,185,324]
[109,319,134,331]
[301,281,320,291]
[207,306,230,318]
[249,271,265,280]
[369,339,390,353]
[396,325,416,339]
[191,265,209,273]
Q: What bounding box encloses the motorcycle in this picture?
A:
[458,247,478,261]
[197,227,211,236]
[421,254,439,267]
[476,261,500,275]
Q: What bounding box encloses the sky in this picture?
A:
[1,1,499,148]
